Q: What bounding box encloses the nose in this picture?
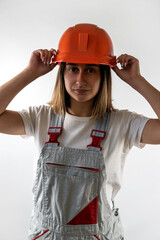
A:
[76,70,87,86]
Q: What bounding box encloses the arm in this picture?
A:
[0,48,57,135]
[112,54,160,144]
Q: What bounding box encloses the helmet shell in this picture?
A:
[53,23,116,67]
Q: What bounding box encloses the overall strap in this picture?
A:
[50,108,64,128]
[45,109,64,147]
[87,112,110,152]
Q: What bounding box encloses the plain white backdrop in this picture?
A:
[0,0,160,239]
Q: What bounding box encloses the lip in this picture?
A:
[73,89,89,94]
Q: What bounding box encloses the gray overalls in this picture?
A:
[28,111,124,240]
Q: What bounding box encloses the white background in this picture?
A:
[0,0,160,239]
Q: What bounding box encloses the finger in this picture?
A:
[45,50,53,65]
[111,65,121,74]
[50,48,57,55]
[32,49,47,65]
[44,48,57,65]
[117,54,136,68]
[116,58,124,69]
[34,49,47,64]
[32,49,43,59]
[50,48,57,63]
[116,54,127,68]
[48,62,58,71]
[34,49,57,65]
[39,49,51,64]
[49,48,57,63]
[43,49,50,64]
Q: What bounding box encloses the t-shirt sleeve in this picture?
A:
[18,107,35,137]
[17,105,51,138]
[123,110,150,150]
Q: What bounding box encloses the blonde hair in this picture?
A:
[48,63,115,120]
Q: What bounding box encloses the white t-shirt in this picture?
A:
[18,105,149,207]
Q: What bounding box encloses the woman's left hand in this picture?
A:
[112,54,142,86]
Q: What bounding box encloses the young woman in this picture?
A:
[0,23,160,240]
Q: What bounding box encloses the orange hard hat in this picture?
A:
[52,23,116,67]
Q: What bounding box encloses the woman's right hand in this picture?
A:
[0,48,58,134]
[26,48,58,78]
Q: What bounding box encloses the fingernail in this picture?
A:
[43,58,46,64]
[51,55,55,61]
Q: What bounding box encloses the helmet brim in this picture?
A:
[52,53,117,67]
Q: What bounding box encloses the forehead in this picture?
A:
[66,63,100,68]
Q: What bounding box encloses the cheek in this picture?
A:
[93,79,101,94]
[64,73,68,88]
[64,80,69,93]
[64,77,72,95]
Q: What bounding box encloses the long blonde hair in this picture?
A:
[48,63,115,119]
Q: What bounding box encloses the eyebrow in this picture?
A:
[66,63,100,67]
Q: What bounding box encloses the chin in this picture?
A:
[74,97,94,103]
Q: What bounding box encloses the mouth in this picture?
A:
[73,89,89,94]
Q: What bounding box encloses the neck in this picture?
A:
[67,99,93,117]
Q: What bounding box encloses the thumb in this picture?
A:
[111,65,121,74]
[49,62,58,70]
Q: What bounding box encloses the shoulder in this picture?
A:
[18,104,53,128]
[109,108,149,129]
[22,104,53,121]
[28,104,52,116]
[110,109,133,123]
[110,108,147,120]
[111,108,135,117]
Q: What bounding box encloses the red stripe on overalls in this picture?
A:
[94,235,100,240]
[32,229,49,240]
[67,197,98,225]
[45,163,100,172]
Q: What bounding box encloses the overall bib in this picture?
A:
[29,111,124,240]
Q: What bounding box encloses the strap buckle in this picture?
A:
[87,130,106,151]
[45,127,62,146]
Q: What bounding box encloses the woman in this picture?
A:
[0,23,160,240]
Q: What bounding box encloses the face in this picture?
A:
[64,63,101,104]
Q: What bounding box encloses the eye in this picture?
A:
[86,67,96,73]
[68,67,78,73]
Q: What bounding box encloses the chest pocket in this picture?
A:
[34,147,101,228]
